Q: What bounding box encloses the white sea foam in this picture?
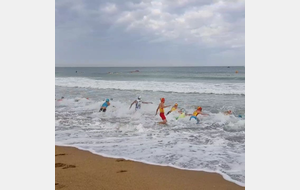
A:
[55,77,245,95]
[55,98,245,186]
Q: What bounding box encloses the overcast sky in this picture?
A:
[55,0,244,67]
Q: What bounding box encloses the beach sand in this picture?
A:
[55,146,244,190]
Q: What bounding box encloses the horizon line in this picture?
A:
[55,65,245,68]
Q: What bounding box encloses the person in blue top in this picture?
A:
[189,107,209,124]
[129,96,152,111]
[99,99,110,112]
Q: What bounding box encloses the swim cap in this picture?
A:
[161,98,165,102]
[106,99,109,102]
[138,96,141,100]
[197,107,202,111]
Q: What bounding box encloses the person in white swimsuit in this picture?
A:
[129,96,153,111]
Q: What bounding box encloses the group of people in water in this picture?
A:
[99,96,233,125]
[56,95,235,124]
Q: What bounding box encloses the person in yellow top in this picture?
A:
[189,107,209,124]
[155,98,171,124]
[166,103,179,115]
[175,108,187,120]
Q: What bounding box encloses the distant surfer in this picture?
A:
[166,103,179,115]
[155,98,171,124]
[129,96,153,111]
[189,107,208,124]
[99,99,110,112]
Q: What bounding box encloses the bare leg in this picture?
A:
[158,119,167,124]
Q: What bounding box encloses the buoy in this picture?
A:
[235,70,238,73]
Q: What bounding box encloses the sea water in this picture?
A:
[55,67,245,186]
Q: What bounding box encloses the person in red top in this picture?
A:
[155,98,170,124]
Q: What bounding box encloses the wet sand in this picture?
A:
[55,146,244,190]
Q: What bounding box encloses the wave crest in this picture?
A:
[55,77,245,95]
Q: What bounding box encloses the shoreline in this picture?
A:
[55,145,244,190]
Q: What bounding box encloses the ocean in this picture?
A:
[55,67,245,186]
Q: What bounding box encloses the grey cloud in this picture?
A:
[56,0,244,66]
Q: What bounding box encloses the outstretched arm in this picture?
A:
[129,101,137,109]
[142,101,153,104]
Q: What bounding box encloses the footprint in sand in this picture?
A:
[55,183,65,189]
[55,163,76,169]
[117,170,128,173]
[62,165,76,169]
[55,163,66,168]
[55,153,66,156]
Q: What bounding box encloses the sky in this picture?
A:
[55,0,245,67]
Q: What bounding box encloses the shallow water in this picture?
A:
[55,67,245,186]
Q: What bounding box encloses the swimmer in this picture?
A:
[57,97,64,101]
[166,103,179,115]
[129,96,153,111]
[99,99,110,112]
[189,107,208,124]
[224,110,232,115]
[155,98,171,124]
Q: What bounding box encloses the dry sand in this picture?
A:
[55,146,244,190]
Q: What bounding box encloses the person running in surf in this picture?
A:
[175,108,187,120]
[155,98,171,124]
[99,99,110,112]
[189,107,209,124]
[166,103,179,115]
[129,96,153,111]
